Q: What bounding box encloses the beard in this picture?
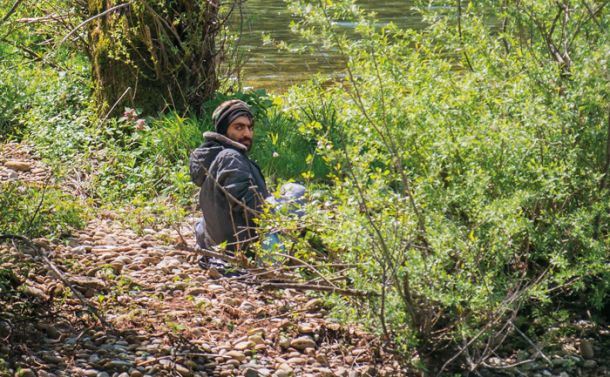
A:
[239,138,252,150]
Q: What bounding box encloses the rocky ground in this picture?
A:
[0,143,400,377]
[1,142,609,377]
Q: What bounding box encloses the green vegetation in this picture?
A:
[0,182,85,239]
[1,0,609,374]
[261,0,610,372]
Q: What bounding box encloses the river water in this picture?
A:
[236,0,421,92]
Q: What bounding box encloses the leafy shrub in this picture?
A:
[272,0,610,372]
[0,182,85,239]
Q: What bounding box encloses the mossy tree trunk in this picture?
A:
[87,0,223,116]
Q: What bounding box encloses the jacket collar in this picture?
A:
[203,131,248,153]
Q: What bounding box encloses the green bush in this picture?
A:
[272,0,610,372]
[0,182,85,239]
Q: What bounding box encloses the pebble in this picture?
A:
[244,368,260,377]
[4,160,32,171]
[304,298,323,312]
[234,341,254,351]
[208,284,224,293]
[583,360,597,369]
[225,350,246,362]
[290,336,316,351]
[287,357,307,365]
[175,363,192,377]
[16,369,36,377]
[579,339,594,359]
[297,323,315,334]
[156,257,182,271]
[278,337,290,350]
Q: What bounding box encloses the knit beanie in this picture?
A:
[212,100,253,135]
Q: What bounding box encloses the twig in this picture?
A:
[511,321,553,366]
[97,87,131,127]
[0,234,108,327]
[0,0,23,26]
[24,172,52,235]
[57,2,133,48]
[271,252,338,289]
[259,282,377,297]
[190,246,251,268]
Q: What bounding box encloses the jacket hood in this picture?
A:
[203,131,248,153]
[189,132,249,187]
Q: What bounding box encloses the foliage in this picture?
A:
[273,0,610,372]
[0,182,85,239]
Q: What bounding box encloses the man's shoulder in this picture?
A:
[213,148,251,169]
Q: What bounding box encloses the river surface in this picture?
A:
[236,0,421,92]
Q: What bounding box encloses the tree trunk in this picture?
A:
[87,0,222,117]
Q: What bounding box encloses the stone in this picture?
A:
[315,354,328,366]
[16,369,36,377]
[335,367,351,377]
[73,245,93,253]
[277,363,293,374]
[278,337,290,350]
[20,284,49,301]
[579,339,594,359]
[583,360,597,369]
[83,369,99,377]
[552,358,569,368]
[239,302,256,312]
[304,298,323,312]
[106,359,133,370]
[175,364,192,377]
[286,357,306,365]
[290,336,316,351]
[297,323,314,334]
[156,257,182,271]
[243,368,260,377]
[225,351,246,363]
[70,276,106,291]
[248,335,265,345]
[186,287,207,296]
[234,341,253,351]
[41,324,61,339]
[558,372,569,377]
[208,268,222,280]
[208,284,224,293]
[5,160,32,171]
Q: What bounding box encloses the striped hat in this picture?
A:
[212,100,253,135]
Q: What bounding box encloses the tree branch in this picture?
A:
[259,282,377,297]
[57,1,133,48]
[0,234,108,327]
[0,0,24,26]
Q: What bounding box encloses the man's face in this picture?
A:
[226,116,254,151]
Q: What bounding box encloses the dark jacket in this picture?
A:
[189,132,269,251]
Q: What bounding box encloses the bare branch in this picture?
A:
[57,1,133,48]
[0,234,108,327]
[0,0,24,27]
[259,282,377,297]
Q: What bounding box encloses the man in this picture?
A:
[189,99,269,255]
